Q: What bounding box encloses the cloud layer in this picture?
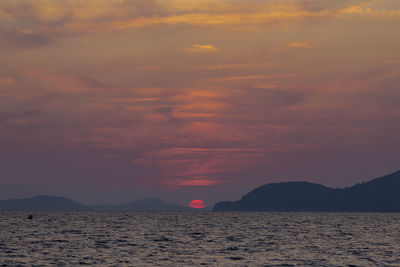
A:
[1,0,400,205]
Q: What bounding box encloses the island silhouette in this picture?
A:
[0,195,89,211]
[213,170,400,212]
[0,196,199,211]
[88,197,196,211]
[1,170,399,212]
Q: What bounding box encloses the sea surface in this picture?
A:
[1,212,399,266]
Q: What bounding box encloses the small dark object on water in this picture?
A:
[28,215,33,220]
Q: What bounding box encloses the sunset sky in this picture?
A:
[1,0,399,206]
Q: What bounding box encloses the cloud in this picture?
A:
[0,27,52,48]
[198,62,284,70]
[208,75,267,83]
[134,147,264,188]
[0,78,14,87]
[0,110,42,124]
[338,5,400,16]
[1,0,400,203]
[0,0,160,24]
[288,41,312,48]
[383,59,400,63]
[1,0,399,40]
[162,178,230,189]
[185,44,218,53]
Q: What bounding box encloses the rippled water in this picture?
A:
[1,212,400,266]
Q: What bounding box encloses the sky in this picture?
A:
[1,0,399,206]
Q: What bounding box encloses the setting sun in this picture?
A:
[189,199,206,209]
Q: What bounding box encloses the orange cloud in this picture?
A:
[338,5,400,16]
[198,62,284,70]
[2,0,400,39]
[185,44,218,53]
[49,10,327,34]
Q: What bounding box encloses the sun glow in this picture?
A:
[189,199,206,209]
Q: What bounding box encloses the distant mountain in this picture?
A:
[89,197,196,211]
[0,195,201,212]
[213,170,400,212]
[0,195,89,211]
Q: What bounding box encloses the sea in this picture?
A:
[1,212,399,266]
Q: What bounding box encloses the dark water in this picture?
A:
[1,212,399,266]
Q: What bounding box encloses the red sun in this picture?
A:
[189,199,206,209]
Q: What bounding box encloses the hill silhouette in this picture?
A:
[0,195,89,211]
[0,196,196,211]
[89,197,195,211]
[213,170,400,212]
